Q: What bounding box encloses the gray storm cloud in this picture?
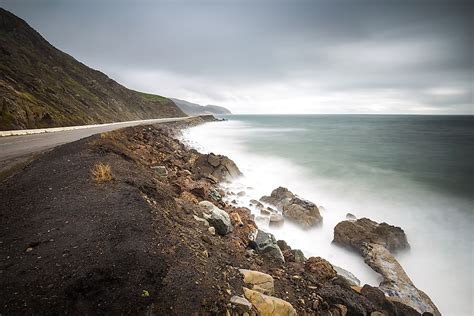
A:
[3,0,472,114]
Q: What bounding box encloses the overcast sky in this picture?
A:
[3,0,473,114]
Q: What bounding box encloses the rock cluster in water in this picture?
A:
[157,119,440,315]
[260,187,323,228]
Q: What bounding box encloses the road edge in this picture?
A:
[0,117,192,137]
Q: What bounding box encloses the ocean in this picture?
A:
[181,114,474,315]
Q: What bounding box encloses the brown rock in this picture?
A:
[276,240,290,252]
[207,154,221,167]
[260,187,323,229]
[282,197,322,228]
[305,256,337,282]
[193,153,242,182]
[333,217,409,253]
[180,191,198,204]
[260,187,294,209]
[189,181,210,199]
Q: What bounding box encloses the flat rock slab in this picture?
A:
[239,269,275,295]
[243,288,297,316]
[362,243,440,316]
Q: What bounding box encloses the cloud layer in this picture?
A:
[4,0,473,113]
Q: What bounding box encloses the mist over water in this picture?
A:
[181,115,474,316]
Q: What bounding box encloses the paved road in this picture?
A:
[0,117,190,162]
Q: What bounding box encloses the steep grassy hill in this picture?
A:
[0,9,186,130]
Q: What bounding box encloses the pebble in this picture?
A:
[201,235,213,245]
[25,247,33,252]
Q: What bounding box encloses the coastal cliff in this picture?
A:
[0,116,439,315]
[171,98,232,116]
[0,9,186,130]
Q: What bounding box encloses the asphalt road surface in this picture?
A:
[0,117,190,163]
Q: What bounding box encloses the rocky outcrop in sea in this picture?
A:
[333,217,410,253]
[260,187,323,228]
[333,218,440,315]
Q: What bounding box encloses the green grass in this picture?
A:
[16,91,36,102]
[136,91,169,104]
[0,110,15,128]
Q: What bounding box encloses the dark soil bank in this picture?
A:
[0,116,427,315]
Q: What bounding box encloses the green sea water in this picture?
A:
[222,114,474,200]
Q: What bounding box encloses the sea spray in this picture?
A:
[180,115,474,315]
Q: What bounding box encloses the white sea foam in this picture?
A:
[180,119,473,316]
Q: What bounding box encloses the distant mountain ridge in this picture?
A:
[171,98,231,116]
[0,9,186,130]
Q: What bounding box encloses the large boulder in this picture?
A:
[333,218,409,253]
[243,288,297,316]
[199,201,233,235]
[239,269,274,295]
[362,243,440,316]
[260,187,294,209]
[254,229,285,263]
[305,256,337,282]
[192,153,242,182]
[260,187,322,229]
[282,197,322,228]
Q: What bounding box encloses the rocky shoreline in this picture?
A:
[0,115,440,315]
[179,117,440,316]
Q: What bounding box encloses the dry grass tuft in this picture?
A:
[91,162,112,183]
